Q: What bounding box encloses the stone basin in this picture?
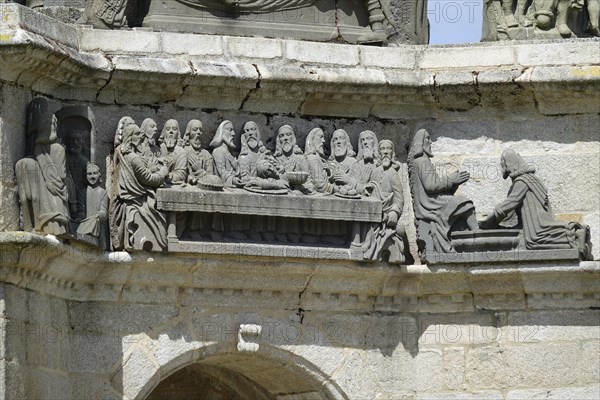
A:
[451,229,522,252]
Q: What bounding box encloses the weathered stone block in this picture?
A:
[227,37,282,59]
[285,40,359,66]
[160,32,223,56]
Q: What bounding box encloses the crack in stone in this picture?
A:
[96,54,115,104]
[239,63,261,111]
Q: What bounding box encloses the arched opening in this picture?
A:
[144,350,346,400]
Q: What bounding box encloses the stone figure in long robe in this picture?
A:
[305,128,333,194]
[140,118,161,158]
[112,124,169,252]
[479,149,592,260]
[328,129,357,194]
[65,128,90,224]
[408,129,478,253]
[184,119,214,185]
[159,119,188,185]
[362,140,406,263]
[15,113,70,236]
[211,120,242,188]
[77,163,109,250]
[350,130,380,195]
[274,125,313,194]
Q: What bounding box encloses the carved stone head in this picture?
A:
[121,124,142,154]
[410,129,433,159]
[357,130,379,162]
[66,129,85,155]
[210,120,236,149]
[241,121,262,155]
[114,116,135,147]
[501,149,536,179]
[276,125,298,156]
[379,139,395,169]
[305,128,325,157]
[184,119,204,150]
[161,119,180,150]
[86,163,102,187]
[140,118,159,147]
[330,129,355,161]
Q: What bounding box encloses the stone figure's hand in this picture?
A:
[333,171,350,185]
[450,170,470,185]
[159,166,169,179]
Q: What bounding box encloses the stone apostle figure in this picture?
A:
[15,113,70,236]
[112,124,169,252]
[305,128,334,194]
[328,129,357,193]
[479,149,592,260]
[238,121,267,180]
[65,128,90,223]
[362,140,406,263]
[351,130,380,195]
[274,125,313,193]
[139,118,160,158]
[210,120,242,188]
[408,129,478,253]
[159,119,188,185]
[183,119,214,185]
[76,163,109,250]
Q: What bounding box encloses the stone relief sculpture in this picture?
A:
[274,125,313,193]
[15,113,70,236]
[159,119,188,186]
[211,120,242,188]
[65,127,90,225]
[15,103,592,263]
[112,124,169,252]
[76,163,109,250]
[329,129,358,196]
[479,149,592,259]
[305,128,334,194]
[408,129,478,253]
[483,0,599,39]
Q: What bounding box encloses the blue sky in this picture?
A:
[427,0,484,44]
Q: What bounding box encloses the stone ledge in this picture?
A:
[0,233,598,312]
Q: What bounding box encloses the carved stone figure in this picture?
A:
[305,128,334,194]
[362,140,406,263]
[15,113,70,236]
[238,121,267,180]
[408,129,478,253]
[274,125,313,193]
[328,129,357,194]
[479,149,592,259]
[351,130,380,195]
[76,163,109,249]
[159,119,188,185]
[65,128,90,224]
[140,118,161,158]
[112,124,169,251]
[183,119,214,185]
[113,116,134,148]
[210,120,242,188]
[88,0,129,28]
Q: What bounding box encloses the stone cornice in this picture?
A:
[1,4,599,117]
[1,232,598,312]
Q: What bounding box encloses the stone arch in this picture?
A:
[126,342,348,400]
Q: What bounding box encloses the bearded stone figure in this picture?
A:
[408,129,478,253]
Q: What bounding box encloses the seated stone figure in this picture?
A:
[139,118,161,158]
[479,149,592,260]
[305,128,334,194]
[15,113,70,236]
[408,129,478,253]
[112,124,169,252]
[274,125,313,193]
[183,119,215,185]
[351,130,380,195]
[328,129,358,195]
[159,119,188,185]
[238,121,267,180]
[77,163,109,250]
[211,120,242,188]
[362,140,406,263]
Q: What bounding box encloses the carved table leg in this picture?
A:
[167,211,177,250]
